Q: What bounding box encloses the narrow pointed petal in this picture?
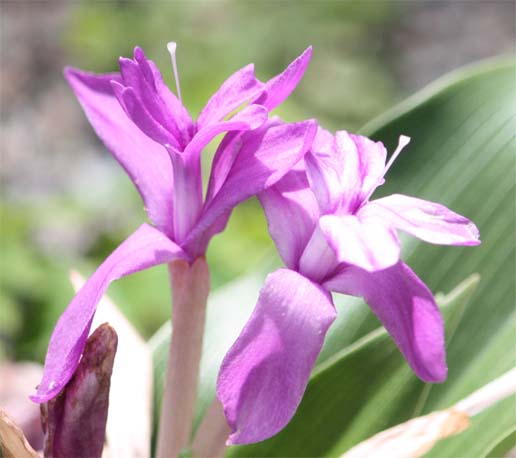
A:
[205,117,284,203]
[185,120,317,249]
[259,167,319,269]
[319,214,400,272]
[197,64,263,129]
[41,324,117,458]
[64,68,175,236]
[324,262,447,382]
[362,194,481,246]
[252,46,312,111]
[184,104,268,161]
[217,268,336,444]
[136,48,194,146]
[31,224,186,403]
[118,56,182,146]
[111,81,180,149]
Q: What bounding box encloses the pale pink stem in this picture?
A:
[156,257,210,458]
[191,398,230,458]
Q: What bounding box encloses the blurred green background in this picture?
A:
[0,0,514,364]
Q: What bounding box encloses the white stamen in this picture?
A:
[384,135,410,176]
[167,41,182,102]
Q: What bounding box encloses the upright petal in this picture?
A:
[118,55,182,148]
[197,64,263,129]
[31,224,186,403]
[111,81,180,149]
[205,117,284,203]
[304,127,344,214]
[133,47,194,147]
[259,167,319,270]
[305,130,387,214]
[252,46,312,111]
[319,214,400,272]
[185,120,317,250]
[362,194,481,246]
[173,105,268,244]
[324,262,447,382]
[64,68,175,237]
[217,268,336,444]
[184,104,268,162]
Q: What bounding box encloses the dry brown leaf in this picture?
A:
[342,408,469,458]
[0,408,40,458]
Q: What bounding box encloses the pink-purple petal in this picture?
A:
[298,224,340,283]
[31,224,186,403]
[139,51,194,147]
[304,127,343,214]
[305,130,387,214]
[185,120,317,249]
[118,55,183,147]
[217,268,336,444]
[197,64,263,129]
[183,104,268,162]
[258,167,319,270]
[362,194,481,246]
[64,68,175,237]
[252,46,312,111]
[324,262,447,383]
[319,214,400,272]
[111,81,180,149]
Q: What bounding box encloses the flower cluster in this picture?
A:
[32,44,479,449]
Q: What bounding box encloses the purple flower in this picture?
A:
[217,128,480,444]
[31,44,316,403]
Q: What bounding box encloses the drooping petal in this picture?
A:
[319,214,400,272]
[252,46,312,111]
[64,68,175,237]
[324,262,447,382]
[31,224,187,403]
[362,194,481,246]
[197,64,264,129]
[217,268,336,444]
[185,120,317,250]
[259,166,319,269]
